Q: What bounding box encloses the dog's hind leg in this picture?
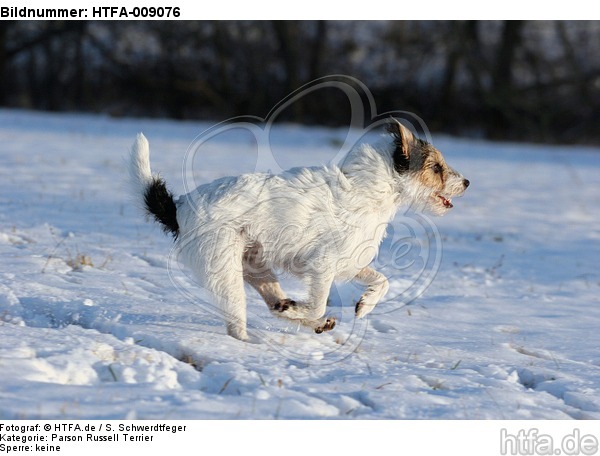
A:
[215,272,248,341]
[242,243,288,307]
[192,230,249,340]
[354,267,389,318]
[243,269,287,307]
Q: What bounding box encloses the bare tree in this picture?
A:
[2,21,600,142]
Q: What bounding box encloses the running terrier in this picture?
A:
[128,119,469,340]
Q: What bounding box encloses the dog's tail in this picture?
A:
[128,133,180,239]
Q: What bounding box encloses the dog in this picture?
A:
[128,119,469,340]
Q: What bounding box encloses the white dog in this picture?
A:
[129,119,469,340]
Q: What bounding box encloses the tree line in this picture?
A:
[1,21,600,143]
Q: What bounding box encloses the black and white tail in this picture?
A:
[128,133,180,239]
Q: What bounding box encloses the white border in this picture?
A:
[2,0,597,20]
[5,420,600,456]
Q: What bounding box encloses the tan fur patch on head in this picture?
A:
[413,146,447,192]
[387,118,468,215]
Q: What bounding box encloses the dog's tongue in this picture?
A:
[439,195,453,208]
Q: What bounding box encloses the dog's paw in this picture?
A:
[355,296,374,319]
[355,284,387,318]
[272,298,296,313]
[314,317,336,334]
[226,323,249,341]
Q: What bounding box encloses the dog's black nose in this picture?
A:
[463,179,470,188]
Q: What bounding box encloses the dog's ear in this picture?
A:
[387,118,415,173]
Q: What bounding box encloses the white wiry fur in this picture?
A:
[128,133,153,196]
[129,121,468,340]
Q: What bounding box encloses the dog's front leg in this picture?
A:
[354,267,390,318]
[273,271,336,334]
[303,272,336,333]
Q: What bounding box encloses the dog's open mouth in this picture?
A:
[436,193,453,209]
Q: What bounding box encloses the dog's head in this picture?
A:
[388,118,469,215]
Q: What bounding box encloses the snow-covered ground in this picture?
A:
[0,108,599,419]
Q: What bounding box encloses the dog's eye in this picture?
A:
[433,163,443,174]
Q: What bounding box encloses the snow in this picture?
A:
[0,108,599,419]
